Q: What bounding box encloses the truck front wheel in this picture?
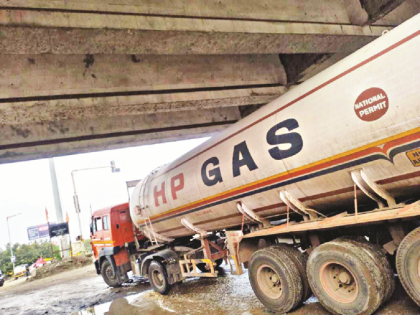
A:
[148,261,171,295]
[101,260,122,288]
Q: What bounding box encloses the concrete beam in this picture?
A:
[0,87,285,125]
[0,10,391,55]
[2,0,416,26]
[0,54,286,99]
[0,0,360,24]
[0,107,240,164]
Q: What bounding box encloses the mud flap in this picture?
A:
[94,260,100,275]
[238,238,262,264]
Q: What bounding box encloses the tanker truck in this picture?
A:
[90,13,420,315]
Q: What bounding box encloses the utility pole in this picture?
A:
[49,158,63,223]
[71,161,120,243]
[6,213,21,276]
[49,158,71,258]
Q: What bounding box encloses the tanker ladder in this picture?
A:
[136,206,174,251]
[179,218,228,278]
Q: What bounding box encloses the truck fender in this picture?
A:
[102,254,126,284]
[238,237,275,264]
[97,247,121,279]
[141,249,181,284]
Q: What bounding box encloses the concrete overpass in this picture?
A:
[0,0,419,163]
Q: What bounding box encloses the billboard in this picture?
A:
[49,222,69,238]
[27,224,50,241]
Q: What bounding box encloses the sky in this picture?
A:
[0,138,208,250]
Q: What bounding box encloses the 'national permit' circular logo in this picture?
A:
[354,88,389,122]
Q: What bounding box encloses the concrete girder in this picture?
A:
[0,52,284,164]
[0,0,416,26]
[0,0,365,24]
[0,107,240,164]
[0,87,286,125]
[0,54,286,99]
[0,10,392,55]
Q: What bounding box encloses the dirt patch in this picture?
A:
[31,255,93,281]
[0,265,150,315]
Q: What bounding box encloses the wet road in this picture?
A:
[73,263,419,315]
[1,262,419,314]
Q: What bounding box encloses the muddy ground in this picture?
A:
[0,263,419,315]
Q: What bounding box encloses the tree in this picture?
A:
[0,241,60,276]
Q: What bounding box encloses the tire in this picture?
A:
[248,247,303,313]
[270,244,312,303]
[148,261,171,295]
[396,226,420,306]
[335,236,395,303]
[307,240,386,315]
[101,260,122,288]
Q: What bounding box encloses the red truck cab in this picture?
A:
[90,203,144,287]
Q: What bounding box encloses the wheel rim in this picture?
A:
[417,257,420,279]
[320,261,359,304]
[256,264,283,299]
[105,265,116,281]
[152,270,164,289]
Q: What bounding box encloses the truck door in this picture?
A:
[117,209,134,242]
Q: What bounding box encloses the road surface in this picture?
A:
[0,263,418,315]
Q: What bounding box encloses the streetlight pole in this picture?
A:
[7,213,21,276]
[71,161,120,243]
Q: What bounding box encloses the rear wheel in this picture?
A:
[335,236,395,302]
[307,240,386,315]
[270,244,312,303]
[396,227,420,306]
[249,247,303,313]
[101,260,122,288]
[148,261,171,295]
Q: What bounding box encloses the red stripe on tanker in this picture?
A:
[130,14,420,238]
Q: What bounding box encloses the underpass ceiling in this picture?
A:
[0,0,418,163]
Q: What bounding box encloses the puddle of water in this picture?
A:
[72,293,175,315]
[72,301,112,315]
[72,264,318,315]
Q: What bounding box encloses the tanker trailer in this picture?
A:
[91,13,420,315]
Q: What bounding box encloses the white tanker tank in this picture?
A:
[130,14,420,240]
